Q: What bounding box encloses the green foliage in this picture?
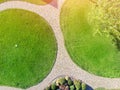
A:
[68,78,73,86]
[57,77,66,85]
[81,83,86,90]
[70,85,75,90]
[73,79,81,90]
[65,76,70,81]
[51,82,57,90]
[88,0,120,49]
[45,76,90,90]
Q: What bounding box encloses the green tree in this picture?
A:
[88,0,120,50]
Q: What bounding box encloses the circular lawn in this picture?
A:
[60,0,120,78]
[0,9,57,88]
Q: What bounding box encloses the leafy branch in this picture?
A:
[88,0,120,49]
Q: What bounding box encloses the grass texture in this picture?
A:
[60,0,120,78]
[0,9,57,88]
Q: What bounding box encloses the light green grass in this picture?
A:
[0,0,50,5]
[0,9,57,88]
[60,0,120,78]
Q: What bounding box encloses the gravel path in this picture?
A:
[0,0,120,90]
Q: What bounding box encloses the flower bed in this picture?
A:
[45,76,89,90]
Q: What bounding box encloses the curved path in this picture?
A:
[0,1,120,90]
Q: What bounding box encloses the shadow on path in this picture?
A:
[86,84,94,90]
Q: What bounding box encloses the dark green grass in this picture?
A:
[60,0,120,78]
[0,9,57,88]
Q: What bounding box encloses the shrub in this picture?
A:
[88,0,120,50]
[45,76,90,90]
[81,83,86,90]
[51,82,57,90]
[56,79,60,86]
[70,85,75,90]
[68,78,73,86]
[56,77,66,85]
[73,79,81,90]
[65,76,70,81]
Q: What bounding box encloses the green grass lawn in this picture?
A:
[0,0,51,5]
[0,9,57,88]
[60,0,120,78]
[0,0,6,3]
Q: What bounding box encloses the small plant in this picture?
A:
[73,79,81,90]
[67,78,73,86]
[56,77,66,85]
[65,76,70,81]
[81,83,86,90]
[51,82,57,90]
[70,85,75,90]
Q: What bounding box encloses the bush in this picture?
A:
[65,76,70,81]
[45,76,90,90]
[56,77,66,85]
[68,78,73,86]
[81,83,86,90]
[70,85,75,90]
[51,82,57,90]
[73,79,81,90]
[88,0,120,50]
